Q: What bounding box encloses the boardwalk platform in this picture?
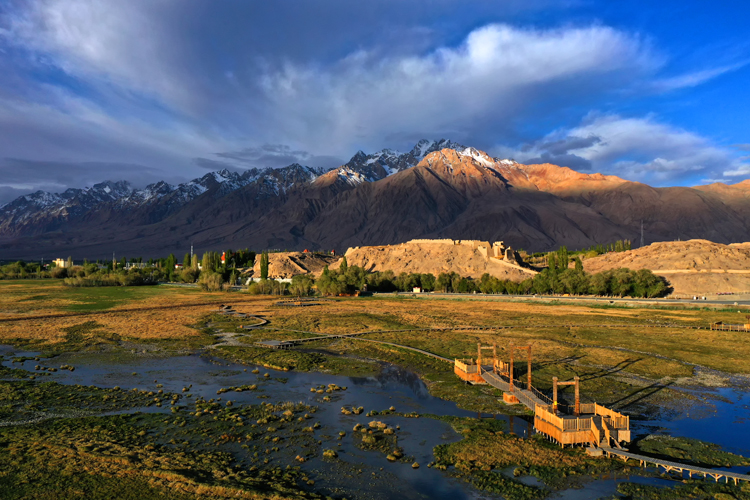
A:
[601,447,750,485]
[481,371,547,410]
[255,340,295,349]
[534,403,630,448]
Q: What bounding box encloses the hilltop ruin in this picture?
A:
[336,239,537,281]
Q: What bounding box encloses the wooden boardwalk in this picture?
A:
[481,371,548,410]
[601,447,750,485]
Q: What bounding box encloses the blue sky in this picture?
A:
[0,0,748,203]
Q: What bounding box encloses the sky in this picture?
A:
[0,0,749,203]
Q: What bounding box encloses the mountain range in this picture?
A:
[2,139,750,259]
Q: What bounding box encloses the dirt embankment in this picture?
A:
[250,252,339,279]
[583,239,750,296]
[336,241,535,281]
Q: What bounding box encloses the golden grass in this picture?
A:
[2,283,749,378]
[0,281,281,342]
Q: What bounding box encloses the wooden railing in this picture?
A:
[594,403,629,429]
[591,419,602,445]
[535,404,564,429]
[455,359,479,373]
[710,323,750,332]
[579,403,595,414]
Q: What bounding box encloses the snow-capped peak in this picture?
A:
[457,147,491,166]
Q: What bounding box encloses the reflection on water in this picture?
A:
[2,345,746,498]
[634,386,750,457]
[550,474,676,500]
[0,347,485,499]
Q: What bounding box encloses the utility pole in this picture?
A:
[113,252,116,270]
[190,243,193,260]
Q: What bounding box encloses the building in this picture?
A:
[52,258,70,268]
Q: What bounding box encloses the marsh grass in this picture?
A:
[634,434,750,468]
[431,415,634,498]
[617,481,750,500]
[0,376,327,500]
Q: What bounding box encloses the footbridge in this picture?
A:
[455,343,631,450]
[601,447,750,485]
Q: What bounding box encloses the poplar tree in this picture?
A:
[260,252,269,280]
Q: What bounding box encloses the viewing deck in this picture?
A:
[534,403,630,448]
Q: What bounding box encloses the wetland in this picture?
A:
[1,281,750,499]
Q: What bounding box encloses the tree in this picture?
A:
[395,272,413,291]
[339,256,348,273]
[201,252,212,272]
[315,271,345,296]
[164,254,177,280]
[198,272,223,291]
[191,254,199,270]
[183,253,191,268]
[420,273,436,292]
[574,257,584,272]
[589,271,612,296]
[436,272,452,292]
[557,246,569,270]
[532,271,551,295]
[260,252,269,280]
[610,268,633,297]
[290,275,313,296]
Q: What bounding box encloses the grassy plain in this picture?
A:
[3,282,749,408]
[2,282,750,498]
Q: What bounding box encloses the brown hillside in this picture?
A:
[336,240,536,281]
[250,252,338,279]
[583,240,750,295]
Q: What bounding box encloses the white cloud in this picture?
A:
[256,24,657,151]
[1,0,745,192]
[507,114,750,184]
[651,61,749,92]
[4,0,196,110]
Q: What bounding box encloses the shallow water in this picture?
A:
[549,474,676,500]
[1,345,731,499]
[633,385,750,470]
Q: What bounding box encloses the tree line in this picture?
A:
[247,256,670,298]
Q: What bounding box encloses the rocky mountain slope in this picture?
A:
[3,140,750,260]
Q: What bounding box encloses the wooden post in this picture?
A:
[477,343,482,368]
[527,345,532,391]
[509,345,515,392]
[574,376,580,416]
[552,376,558,413]
[493,344,497,374]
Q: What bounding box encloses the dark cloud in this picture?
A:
[213,145,343,170]
[192,158,243,172]
[0,186,33,206]
[523,153,594,171]
[0,158,168,197]
[518,136,600,170]
[0,0,745,193]
[532,136,601,156]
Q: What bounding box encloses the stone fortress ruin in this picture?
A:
[341,238,536,280]
[406,239,526,267]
